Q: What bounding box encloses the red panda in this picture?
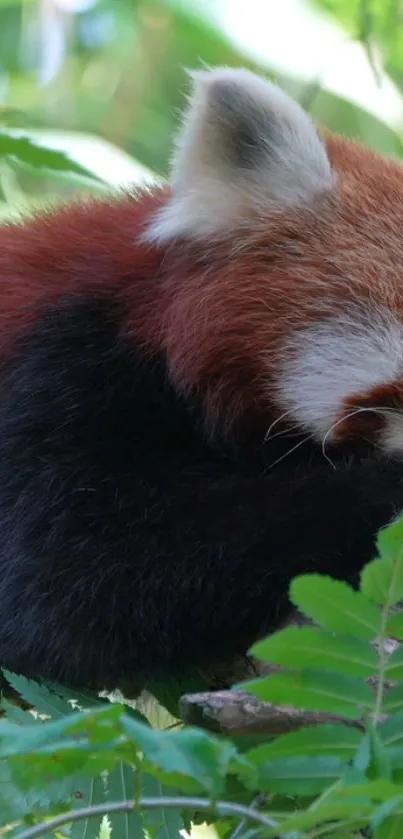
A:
[0,67,402,693]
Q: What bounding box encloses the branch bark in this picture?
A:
[179,690,364,735]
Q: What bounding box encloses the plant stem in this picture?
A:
[228,794,269,839]
[17,796,281,839]
[307,779,342,812]
[374,607,389,724]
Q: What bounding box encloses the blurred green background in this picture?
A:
[1,0,403,214]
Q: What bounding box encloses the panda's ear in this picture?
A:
[146,67,334,242]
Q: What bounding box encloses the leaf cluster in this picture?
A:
[1,518,403,838]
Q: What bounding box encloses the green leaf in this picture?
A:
[386,611,403,639]
[0,132,103,183]
[0,701,235,820]
[353,734,371,773]
[375,813,403,838]
[0,703,123,758]
[245,725,361,763]
[228,752,258,791]
[251,626,377,677]
[341,765,368,787]
[121,715,236,797]
[0,705,126,792]
[367,723,392,780]
[377,516,403,562]
[382,682,403,714]
[0,704,237,798]
[268,800,371,835]
[2,670,74,718]
[0,763,35,825]
[43,681,109,710]
[362,558,403,608]
[380,713,403,747]
[372,795,403,831]
[361,517,403,607]
[290,575,381,640]
[336,779,403,801]
[241,669,373,718]
[254,755,345,795]
[384,747,403,769]
[105,763,145,839]
[141,773,185,839]
[324,835,361,839]
[0,697,37,725]
[0,759,74,826]
[385,646,403,680]
[70,775,108,839]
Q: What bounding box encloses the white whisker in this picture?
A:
[265,423,305,442]
[266,434,315,472]
[265,407,303,441]
[265,400,402,447]
[321,406,388,469]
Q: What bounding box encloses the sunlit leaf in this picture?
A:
[2,670,76,718]
[362,517,403,606]
[43,680,109,711]
[241,669,372,718]
[251,626,377,677]
[0,132,103,183]
[290,575,380,640]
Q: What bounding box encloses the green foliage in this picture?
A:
[252,626,378,676]
[1,0,403,223]
[290,575,381,640]
[0,132,104,184]
[313,0,403,91]
[0,515,403,838]
[241,668,374,718]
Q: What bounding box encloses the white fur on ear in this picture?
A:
[146,67,334,242]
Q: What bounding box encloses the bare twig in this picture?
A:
[17,796,282,839]
[228,795,270,839]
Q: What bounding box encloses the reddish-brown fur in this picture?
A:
[2,134,403,440]
[0,190,168,357]
[156,135,403,436]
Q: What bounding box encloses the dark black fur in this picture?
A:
[0,296,401,691]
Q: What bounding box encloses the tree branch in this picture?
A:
[17,796,281,839]
[179,690,365,735]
